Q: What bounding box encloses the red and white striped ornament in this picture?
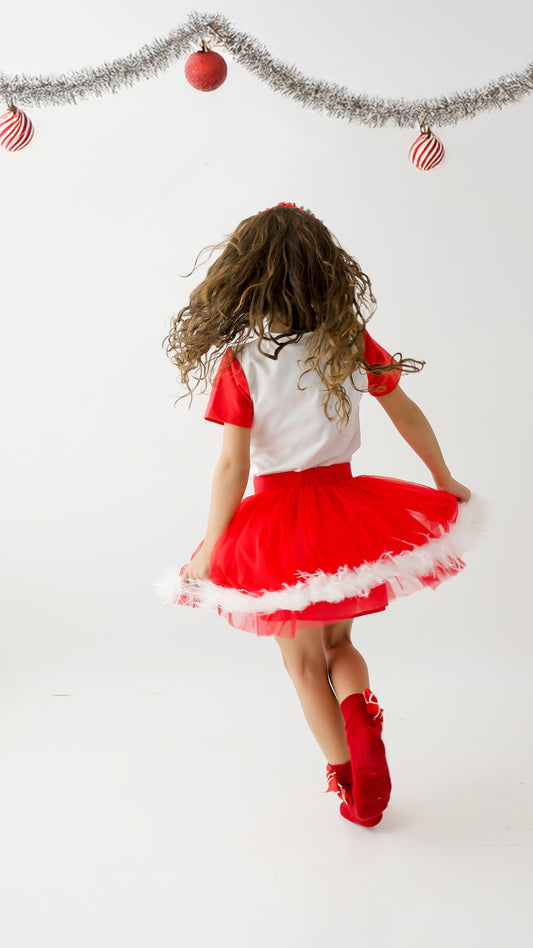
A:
[0,105,34,152]
[409,126,444,171]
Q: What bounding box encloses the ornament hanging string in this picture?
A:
[1,10,532,128]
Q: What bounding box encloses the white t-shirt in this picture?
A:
[204,329,401,477]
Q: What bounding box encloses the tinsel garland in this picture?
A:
[1,11,532,128]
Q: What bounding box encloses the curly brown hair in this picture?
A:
[162,204,424,429]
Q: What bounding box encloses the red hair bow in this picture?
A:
[258,202,321,221]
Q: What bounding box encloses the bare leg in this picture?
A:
[320,619,370,704]
[274,625,350,763]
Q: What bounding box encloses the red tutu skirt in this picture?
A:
[155,463,484,638]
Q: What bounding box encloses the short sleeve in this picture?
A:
[363,330,402,397]
[204,348,254,428]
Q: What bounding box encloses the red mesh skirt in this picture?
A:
[157,462,483,638]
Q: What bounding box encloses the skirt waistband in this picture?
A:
[253,462,353,494]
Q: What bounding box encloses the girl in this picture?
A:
[156,202,481,828]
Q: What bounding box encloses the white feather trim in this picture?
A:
[152,493,488,614]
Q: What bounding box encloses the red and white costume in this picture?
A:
[156,328,483,637]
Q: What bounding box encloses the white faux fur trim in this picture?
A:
[153,493,488,614]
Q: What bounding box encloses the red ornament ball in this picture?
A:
[184,50,228,92]
[409,129,445,171]
[0,106,34,152]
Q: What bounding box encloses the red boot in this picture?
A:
[339,689,391,823]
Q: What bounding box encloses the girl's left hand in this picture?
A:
[181,547,212,583]
[433,475,471,503]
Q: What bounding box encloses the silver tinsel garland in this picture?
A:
[1,11,532,128]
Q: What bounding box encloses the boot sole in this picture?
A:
[340,802,383,827]
[350,728,392,821]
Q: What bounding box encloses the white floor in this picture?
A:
[1,615,531,948]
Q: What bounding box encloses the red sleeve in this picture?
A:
[204,348,254,428]
[363,330,402,397]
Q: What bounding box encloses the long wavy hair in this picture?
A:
[162,204,424,429]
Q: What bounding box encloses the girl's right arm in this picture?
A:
[376,386,471,502]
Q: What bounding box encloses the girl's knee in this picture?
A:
[286,657,329,683]
[321,619,353,652]
[275,630,328,681]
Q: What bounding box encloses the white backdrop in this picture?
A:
[2,0,530,684]
[1,2,532,944]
